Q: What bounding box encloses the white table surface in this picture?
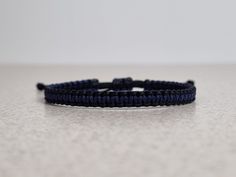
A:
[0,65,236,177]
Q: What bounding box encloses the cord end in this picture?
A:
[36,83,46,91]
[186,80,195,86]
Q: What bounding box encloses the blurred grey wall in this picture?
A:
[0,0,236,64]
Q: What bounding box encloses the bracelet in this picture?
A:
[36,77,196,107]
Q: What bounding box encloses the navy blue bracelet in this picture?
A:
[36,77,196,107]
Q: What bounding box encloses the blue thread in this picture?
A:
[37,77,196,107]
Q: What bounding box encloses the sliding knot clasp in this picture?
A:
[112,77,133,90]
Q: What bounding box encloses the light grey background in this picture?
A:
[1,0,236,64]
[1,65,236,177]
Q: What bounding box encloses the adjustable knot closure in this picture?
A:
[89,79,99,88]
[112,77,133,90]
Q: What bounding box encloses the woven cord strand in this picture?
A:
[36,77,196,107]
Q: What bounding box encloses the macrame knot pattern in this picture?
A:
[112,77,133,90]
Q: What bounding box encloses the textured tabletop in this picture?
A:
[0,65,236,177]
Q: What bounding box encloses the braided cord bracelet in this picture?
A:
[36,77,196,107]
